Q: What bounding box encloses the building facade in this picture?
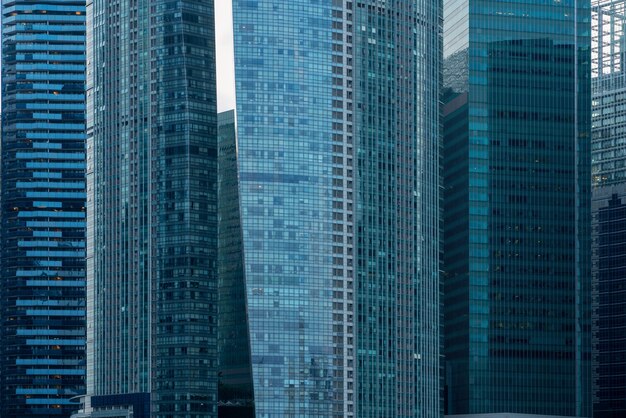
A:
[217,109,254,417]
[591,2,626,416]
[84,0,218,416]
[591,185,626,418]
[1,1,87,416]
[442,0,592,415]
[229,0,442,416]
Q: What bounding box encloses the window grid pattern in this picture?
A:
[591,4,626,415]
[233,1,441,416]
[232,1,353,416]
[592,77,626,185]
[443,0,592,415]
[353,1,442,417]
[1,1,86,415]
[87,0,218,416]
[88,0,153,401]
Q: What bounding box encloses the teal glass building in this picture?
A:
[590,3,626,416]
[442,0,592,415]
[1,1,86,415]
[229,0,442,416]
[83,0,219,416]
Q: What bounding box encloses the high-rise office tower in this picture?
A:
[228,1,441,417]
[591,2,626,416]
[1,1,87,416]
[80,0,218,416]
[442,0,592,415]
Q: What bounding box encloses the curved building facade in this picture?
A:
[230,1,442,416]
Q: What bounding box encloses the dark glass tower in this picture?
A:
[217,109,253,417]
[229,0,441,416]
[442,0,592,415]
[1,1,87,416]
[83,0,218,416]
[592,186,626,418]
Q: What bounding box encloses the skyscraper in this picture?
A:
[81,0,219,416]
[228,1,442,416]
[1,1,87,416]
[442,0,592,415]
[591,2,626,416]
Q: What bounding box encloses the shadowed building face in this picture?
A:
[442,0,592,415]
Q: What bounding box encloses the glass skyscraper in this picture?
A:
[81,0,219,416]
[1,1,87,416]
[442,0,592,415]
[591,2,626,416]
[229,1,441,416]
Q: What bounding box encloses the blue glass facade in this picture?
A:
[443,0,592,415]
[86,0,218,416]
[1,0,87,416]
[231,1,441,416]
[233,3,349,416]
